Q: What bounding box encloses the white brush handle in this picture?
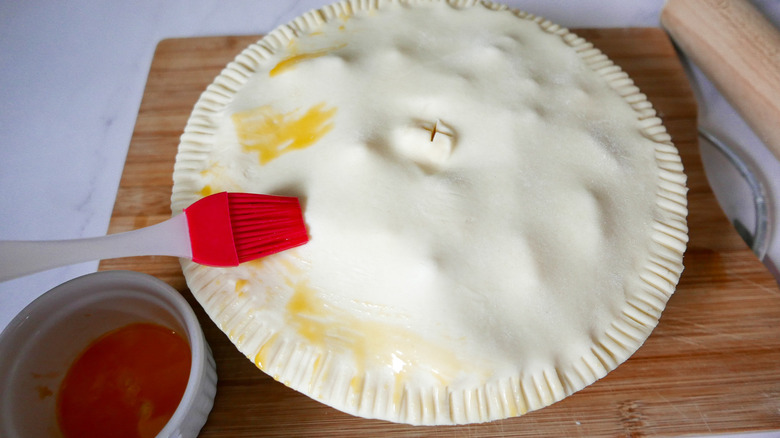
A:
[0,214,192,282]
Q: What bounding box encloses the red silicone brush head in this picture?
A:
[184,192,308,266]
[228,192,309,263]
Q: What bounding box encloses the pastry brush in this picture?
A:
[0,192,308,282]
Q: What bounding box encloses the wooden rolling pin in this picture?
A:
[661,0,780,161]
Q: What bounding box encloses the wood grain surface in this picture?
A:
[99,29,780,436]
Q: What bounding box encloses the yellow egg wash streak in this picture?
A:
[283,281,470,384]
[232,103,337,165]
[251,279,478,414]
[269,44,347,77]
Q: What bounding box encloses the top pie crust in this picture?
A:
[171,0,688,425]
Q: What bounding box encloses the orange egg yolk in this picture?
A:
[56,323,191,438]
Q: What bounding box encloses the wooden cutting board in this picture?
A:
[100,29,780,436]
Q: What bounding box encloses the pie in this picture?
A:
[171,0,688,425]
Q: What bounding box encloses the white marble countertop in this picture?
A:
[1,0,779,434]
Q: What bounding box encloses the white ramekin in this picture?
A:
[0,270,217,438]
